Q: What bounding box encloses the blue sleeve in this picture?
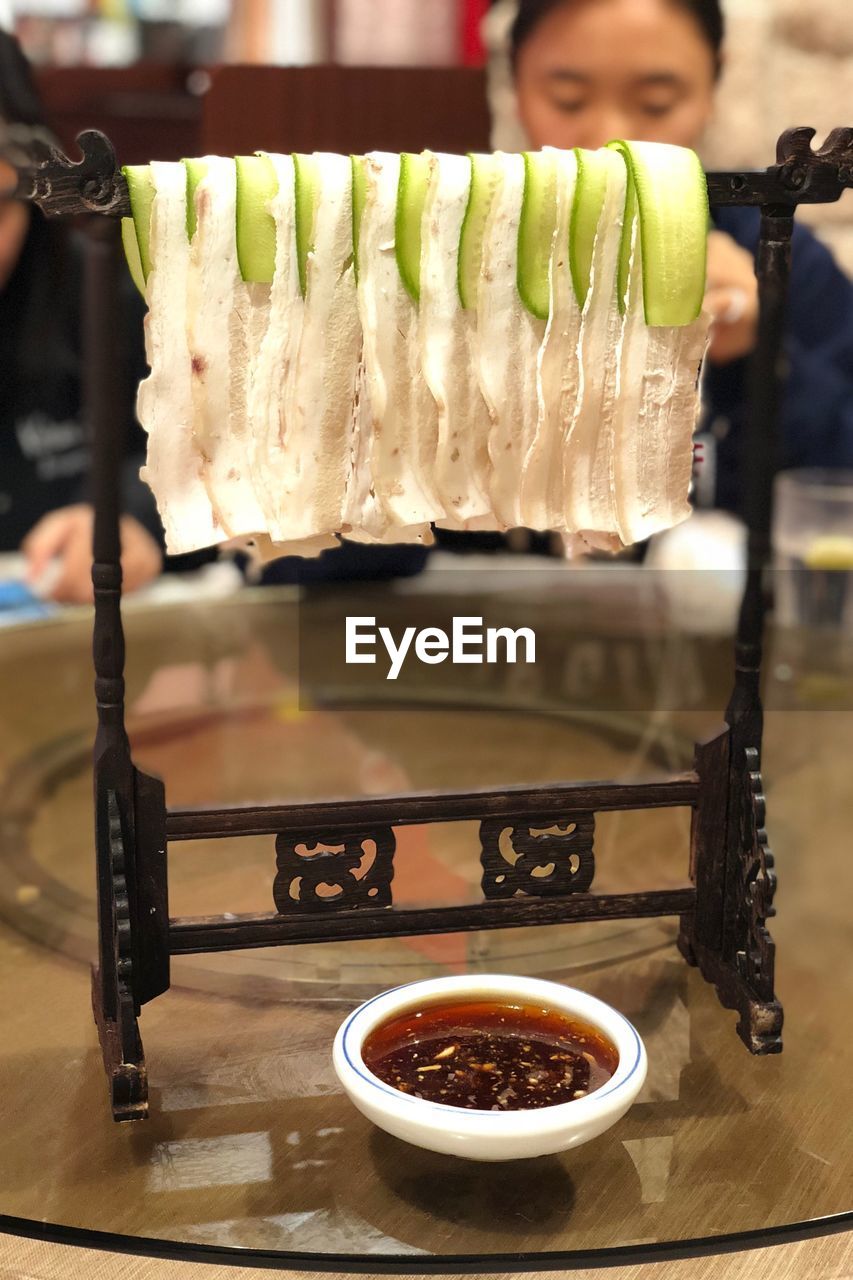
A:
[713,208,853,471]
[783,329,853,468]
[779,231,853,467]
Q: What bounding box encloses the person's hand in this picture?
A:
[22,505,163,604]
[703,230,760,366]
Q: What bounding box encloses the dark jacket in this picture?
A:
[704,207,853,514]
[0,210,160,551]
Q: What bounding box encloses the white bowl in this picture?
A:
[332,973,647,1162]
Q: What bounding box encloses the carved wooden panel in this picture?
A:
[479,815,595,900]
[735,748,778,1003]
[107,790,135,1008]
[273,828,395,914]
[91,789,148,1121]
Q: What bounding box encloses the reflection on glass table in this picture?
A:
[0,586,850,1262]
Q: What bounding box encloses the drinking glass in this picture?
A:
[773,469,853,631]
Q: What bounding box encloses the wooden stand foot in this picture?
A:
[91,963,148,1122]
[689,941,783,1054]
[679,730,783,1054]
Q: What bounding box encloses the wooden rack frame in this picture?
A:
[10,124,853,1121]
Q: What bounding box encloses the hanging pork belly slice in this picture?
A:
[126,143,710,558]
[418,152,493,529]
[186,156,267,540]
[351,151,436,540]
[520,148,580,532]
[608,142,710,544]
[229,153,337,557]
[278,152,363,540]
[342,161,433,546]
[341,355,434,544]
[137,161,224,555]
[247,152,335,548]
[607,305,708,545]
[560,148,627,543]
[473,152,544,530]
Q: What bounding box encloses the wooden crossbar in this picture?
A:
[169,888,697,954]
[165,774,700,841]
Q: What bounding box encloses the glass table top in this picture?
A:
[0,581,850,1265]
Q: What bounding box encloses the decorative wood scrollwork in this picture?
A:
[735,748,778,1002]
[273,828,395,914]
[479,815,595,900]
[91,789,148,1121]
[108,789,135,1004]
[776,125,853,170]
[9,129,131,218]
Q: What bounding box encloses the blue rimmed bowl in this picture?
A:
[332,973,647,1162]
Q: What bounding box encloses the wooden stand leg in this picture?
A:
[678,199,792,1053]
[681,730,783,1054]
[92,765,169,1121]
[85,218,170,1120]
[677,726,730,969]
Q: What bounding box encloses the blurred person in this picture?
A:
[1,30,426,593]
[508,0,853,518]
[0,28,164,603]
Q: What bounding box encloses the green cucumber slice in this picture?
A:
[457,152,501,310]
[293,152,319,298]
[351,155,368,283]
[122,164,155,280]
[182,157,208,240]
[616,164,637,314]
[607,140,708,325]
[395,151,430,303]
[517,150,559,320]
[235,153,278,283]
[569,148,610,309]
[120,217,146,297]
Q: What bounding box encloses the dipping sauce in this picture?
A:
[361,999,619,1111]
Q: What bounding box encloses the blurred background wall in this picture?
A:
[7,0,489,66]
[5,0,851,269]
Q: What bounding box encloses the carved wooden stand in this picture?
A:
[11,125,853,1120]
